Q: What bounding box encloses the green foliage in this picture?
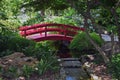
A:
[0,0,23,17]
[0,32,35,57]
[45,8,80,26]
[0,0,23,30]
[0,66,18,78]
[99,0,117,7]
[0,31,14,53]
[23,13,44,26]
[0,50,13,57]
[22,65,34,78]
[0,27,37,57]
[22,0,69,11]
[116,7,120,13]
[7,35,35,52]
[90,32,103,46]
[0,78,2,80]
[69,32,103,56]
[23,41,59,76]
[108,54,120,79]
[22,41,56,60]
[7,66,18,77]
[35,52,59,75]
[36,59,49,75]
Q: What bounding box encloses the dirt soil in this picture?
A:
[0,52,113,80]
[82,54,112,80]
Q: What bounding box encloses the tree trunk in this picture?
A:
[83,17,109,63]
[88,15,105,42]
[81,1,110,63]
[111,8,120,48]
[110,33,115,58]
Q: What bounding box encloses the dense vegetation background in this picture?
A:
[0,0,120,79]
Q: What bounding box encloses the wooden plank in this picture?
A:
[26,34,73,41]
[19,23,85,31]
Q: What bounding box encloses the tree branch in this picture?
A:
[115,0,120,9]
[81,0,110,64]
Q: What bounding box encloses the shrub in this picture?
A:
[35,51,59,75]
[0,49,13,57]
[22,65,34,78]
[22,41,56,60]
[108,54,120,79]
[7,35,35,52]
[0,31,35,57]
[0,65,18,79]
[69,32,103,57]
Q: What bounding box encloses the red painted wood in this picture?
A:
[26,34,73,42]
[20,28,77,36]
[19,23,85,31]
[19,23,84,42]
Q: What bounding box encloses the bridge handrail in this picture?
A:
[19,23,85,31]
[19,23,85,41]
[20,28,78,36]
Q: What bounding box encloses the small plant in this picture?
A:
[36,52,59,75]
[8,66,18,77]
[22,65,34,78]
[108,54,120,79]
[36,59,48,75]
[0,66,18,78]
[0,49,13,57]
[0,78,3,80]
[0,66,3,75]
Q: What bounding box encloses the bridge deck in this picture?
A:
[26,34,73,42]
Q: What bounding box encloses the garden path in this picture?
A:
[58,58,90,80]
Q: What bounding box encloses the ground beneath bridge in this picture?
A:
[0,52,112,80]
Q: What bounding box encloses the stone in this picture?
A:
[59,58,90,80]
[0,52,38,70]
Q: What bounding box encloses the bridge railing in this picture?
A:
[19,23,85,38]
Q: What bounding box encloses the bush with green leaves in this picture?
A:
[0,36,35,57]
[69,32,103,56]
[0,65,18,79]
[22,65,34,78]
[108,54,120,79]
[0,78,2,80]
[22,41,56,60]
[35,52,59,75]
[0,30,35,57]
[22,41,59,76]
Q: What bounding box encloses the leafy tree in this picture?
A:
[44,8,80,26]
[0,0,24,30]
[1,0,119,63]
[70,32,103,55]
[22,0,69,11]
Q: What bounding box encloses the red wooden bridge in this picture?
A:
[19,23,84,42]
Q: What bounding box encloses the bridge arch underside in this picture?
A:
[19,23,84,42]
[26,34,73,42]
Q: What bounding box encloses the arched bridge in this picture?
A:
[19,23,84,42]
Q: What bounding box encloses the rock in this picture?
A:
[91,74,101,80]
[18,76,25,80]
[102,42,120,53]
[0,52,38,70]
[59,58,90,80]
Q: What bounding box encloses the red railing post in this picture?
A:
[64,26,66,37]
[24,30,26,38]
[45,26,47,37]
